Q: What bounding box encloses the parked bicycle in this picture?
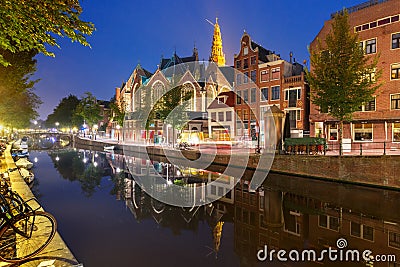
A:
[0,185,57,262]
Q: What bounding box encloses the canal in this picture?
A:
[28,147,400,267]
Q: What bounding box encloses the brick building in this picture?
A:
[309,0,400,150]
[233,33,309,147]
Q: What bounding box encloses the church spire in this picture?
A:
[209,17,226,66]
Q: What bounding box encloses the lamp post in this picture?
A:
[93,124,98,140]
[116,124,120,143]
[55,122,59,132]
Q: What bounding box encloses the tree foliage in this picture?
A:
[74,92,102,129]
[307,11,381,121]
[0,49,41,128]
[306,10,381,153]
[109,94,126,127]
[0,0,95,66]
[45,94,80,128]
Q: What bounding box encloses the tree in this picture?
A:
[0,49,41,128]
[0,0,95,66]
[46,94,80,128]
[306,10,381,155]
[146,82,193,146]
[74,92,102,131]
[109,94,126,128]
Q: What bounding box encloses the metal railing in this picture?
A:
[330,0,390,18]
[284,141,400,156]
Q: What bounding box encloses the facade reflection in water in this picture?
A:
[47,148,400,266]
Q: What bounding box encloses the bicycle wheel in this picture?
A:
[0,211,57,262]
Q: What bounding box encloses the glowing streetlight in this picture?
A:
[116,124,121,142]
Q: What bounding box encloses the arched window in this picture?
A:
[182,82,196,111]
[152,81,165,105]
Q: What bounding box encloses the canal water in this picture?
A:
[28,148,400,267]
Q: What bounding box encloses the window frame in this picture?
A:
[260,87,268,101]
[393,123,400,143]
[391,93,400,110]
[392,32,400,50]
[260,70,269,82]
[353,123,373,142]
[271,67,281,81]
[365,38,377,54]
[250,87,256,103]
[271,85,280,100]
[391,63,400,80]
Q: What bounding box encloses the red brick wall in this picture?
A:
[309,0,400,141]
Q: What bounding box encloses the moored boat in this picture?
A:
[19,168,34,184]
[15,158,34,169]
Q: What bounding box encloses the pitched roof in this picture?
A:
[251,41,275,63]
[207,91,235,109]
[160,50,198,70]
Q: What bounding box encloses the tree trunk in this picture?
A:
[338,120,344,156]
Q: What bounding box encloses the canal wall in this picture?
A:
[0,146,80,267]
[74,136,400,190]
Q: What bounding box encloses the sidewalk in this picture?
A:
[82,135,400,157]
[0,145,80,267]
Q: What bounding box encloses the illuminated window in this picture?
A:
[391,63,400,79]
[353,123,373,142]
[328,123,338,141]
[391,94,400,109]
[393,123,400,142]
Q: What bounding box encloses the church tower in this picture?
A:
[209,18,226,66]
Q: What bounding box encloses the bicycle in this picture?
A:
[0,189,57,262]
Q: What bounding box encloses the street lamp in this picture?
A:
[93,124,98,140]
[55,122,59,132]
[116,124,121,143]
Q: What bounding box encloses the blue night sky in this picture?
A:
[34,0,364,120]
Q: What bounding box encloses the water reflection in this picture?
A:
[48,149,110,196]
[42,148,400,266]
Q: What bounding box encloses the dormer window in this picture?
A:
[218,96,226,104]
